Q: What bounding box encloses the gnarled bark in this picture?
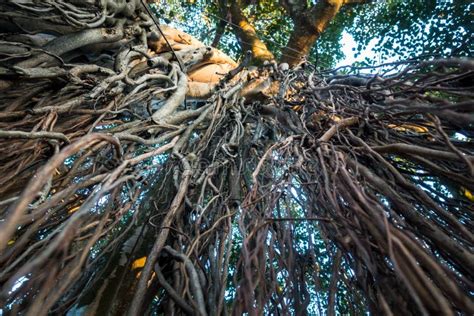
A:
[230,0,275,64]
[0,2,473,316]
[281,0,370,66]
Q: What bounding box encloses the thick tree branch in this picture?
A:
[230,0,274,64]
[281,0,370,66]
[211,0,229,48]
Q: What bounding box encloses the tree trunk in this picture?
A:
[0,1,473,316]
[281,0,345,66]
[230,0,275,64]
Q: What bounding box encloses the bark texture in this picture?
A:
[281,0,369,66]
[230,0,275,64]
[0,1,473,316]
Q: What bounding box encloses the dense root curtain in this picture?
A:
[0,1,474,315]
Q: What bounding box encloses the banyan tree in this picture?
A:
[0,0,472,315]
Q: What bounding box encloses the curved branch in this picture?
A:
[16,22,125,68]
[151,64,187,123]
[230,0,274,64]
[163,246,208,316]
[0,130,70,143]
[154,263,194,315]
